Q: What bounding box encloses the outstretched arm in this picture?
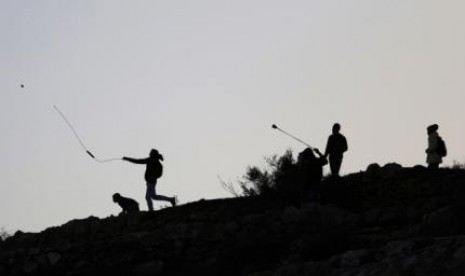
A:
[314,148,328,166]
[122,157,149,164]
[314,148,325,158]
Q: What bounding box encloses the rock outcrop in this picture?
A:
[2,165,465,275]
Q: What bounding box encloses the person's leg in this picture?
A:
[150,183,177,207]
[334,155,343,176]
[154,194,174,202]
[146,182,156,211]
[153,194,177,207]
[329,155,343,177]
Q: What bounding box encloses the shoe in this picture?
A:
[171,196,178,207]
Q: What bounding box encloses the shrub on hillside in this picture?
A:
[240,150,304,205]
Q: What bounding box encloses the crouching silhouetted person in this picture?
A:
[113,193,140,214]
[298,148,328,205]
[426,124,447,169]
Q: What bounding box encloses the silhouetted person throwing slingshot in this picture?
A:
[324,123,348,177]
[123,149,177,211]
[298,148,328,204]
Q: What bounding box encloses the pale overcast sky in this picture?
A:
[2,1,465,233]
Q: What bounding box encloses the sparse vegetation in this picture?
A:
[0,227,11,241]
[450,161,465,170]
[239,150,304,204]
[218,176,242,197]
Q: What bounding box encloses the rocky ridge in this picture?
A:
[1,164,465,275]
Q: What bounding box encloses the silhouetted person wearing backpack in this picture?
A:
[324,123,348,177]
[426,124,446,169]
[123,149,177,211]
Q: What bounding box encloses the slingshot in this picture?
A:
[272,124,313,149]
[54,105,120,163]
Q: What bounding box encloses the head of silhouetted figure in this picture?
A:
[298,148,316,164]
[332,123,341,134]
[112,193,121,203]
[150,149,164,161]
[427,124,439,135]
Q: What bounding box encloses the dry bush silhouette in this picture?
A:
[239,150,306,205]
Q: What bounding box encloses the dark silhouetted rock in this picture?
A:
[2,167,465,275]
[366,163,381,176]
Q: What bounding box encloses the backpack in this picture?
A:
[436,136,447,157]
[154,160,163,179]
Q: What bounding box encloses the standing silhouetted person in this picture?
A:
[123,149,177,211]
[298,148,328,204]
[426,124,446,169]
[112,193,140,214]
[324,123,348,177]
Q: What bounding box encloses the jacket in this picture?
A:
[123,156,163,183]
[325,133,348,156]
[426,132,443,164]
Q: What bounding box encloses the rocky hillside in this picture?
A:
[2,164,465,275]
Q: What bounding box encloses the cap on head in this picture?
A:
[112,193,121,202]
[427,124,439,133]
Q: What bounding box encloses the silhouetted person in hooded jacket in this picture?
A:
[426,124,444,169]
[324,123,348,177]
[112,193,139,214]
[123,149,177,211]
[298,148,328,203]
